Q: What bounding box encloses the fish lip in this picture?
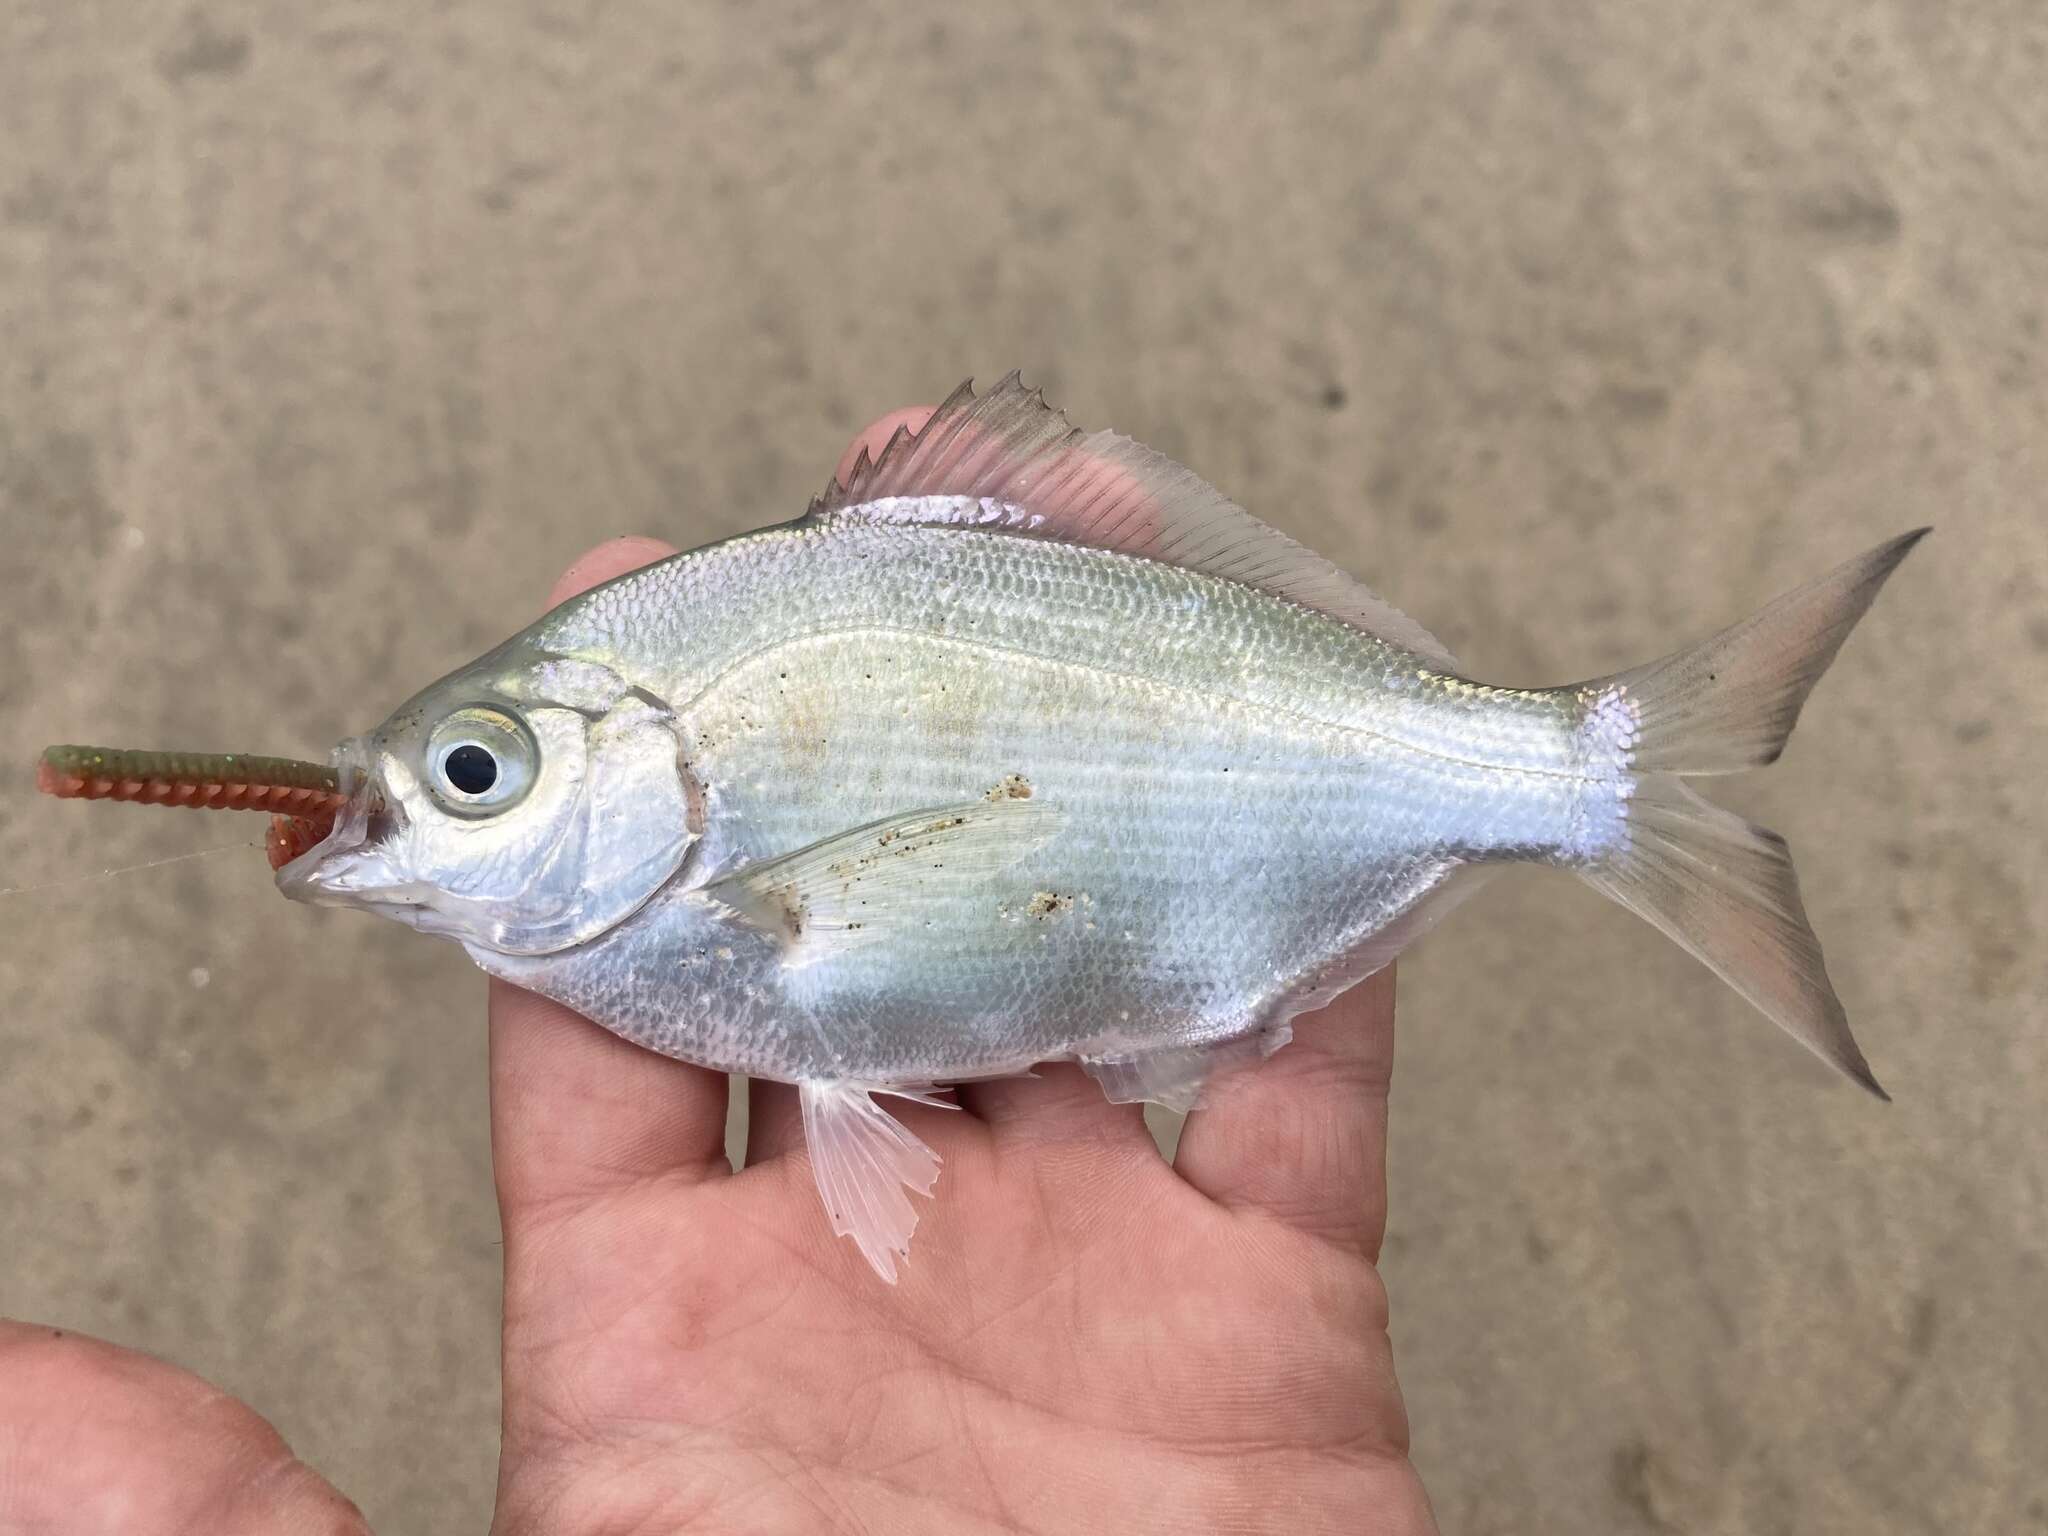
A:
[274,737,401,907]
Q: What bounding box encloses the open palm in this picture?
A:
[0,424,1436,1535]
[489,973,1426,1535]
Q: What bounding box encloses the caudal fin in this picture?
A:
[1575,531,1927,1097]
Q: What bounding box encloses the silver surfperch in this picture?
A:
[255,375,1924,1282]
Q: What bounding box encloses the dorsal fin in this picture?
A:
[806,373,1458,671]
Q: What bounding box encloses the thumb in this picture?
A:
[0,1320,369,1534]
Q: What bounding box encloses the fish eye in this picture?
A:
[443,743,498,795]
[426,707,535,815]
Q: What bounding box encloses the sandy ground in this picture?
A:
[3,3,2043,1531]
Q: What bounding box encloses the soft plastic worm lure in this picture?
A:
[36,746,346,870]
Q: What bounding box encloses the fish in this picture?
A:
[37,374,1925,1282]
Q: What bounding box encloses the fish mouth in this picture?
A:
[271,740,518,944]
[271,741,474,940]
[273,738,409,909]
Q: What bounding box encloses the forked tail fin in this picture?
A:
[1574,530,1927,1097]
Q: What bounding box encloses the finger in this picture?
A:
[0,1321,369,1535]
[743,1074,804,1163]
[547,534,679,608]
[835,405,936,487]
[1171,965,1397,1258]
[491,979,734,1212]
[958,1063,1153,1151]
[494,538,735,1217]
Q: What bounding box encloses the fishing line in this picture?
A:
[0,839,261,900]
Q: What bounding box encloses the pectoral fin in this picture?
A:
[708,797,1063,960]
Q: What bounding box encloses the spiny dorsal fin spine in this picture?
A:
[808,374,1458,671]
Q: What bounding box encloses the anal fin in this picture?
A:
[1082,1031,1291,1112]
[798,1081,950,1283]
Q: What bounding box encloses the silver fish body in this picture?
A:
[280,376,1922,1280]
[477,520,1593,1085]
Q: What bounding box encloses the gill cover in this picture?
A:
[280,653,697,956]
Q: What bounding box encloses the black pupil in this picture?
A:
[444,743,498,796]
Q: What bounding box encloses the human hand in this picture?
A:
[0,413,1436,1535]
